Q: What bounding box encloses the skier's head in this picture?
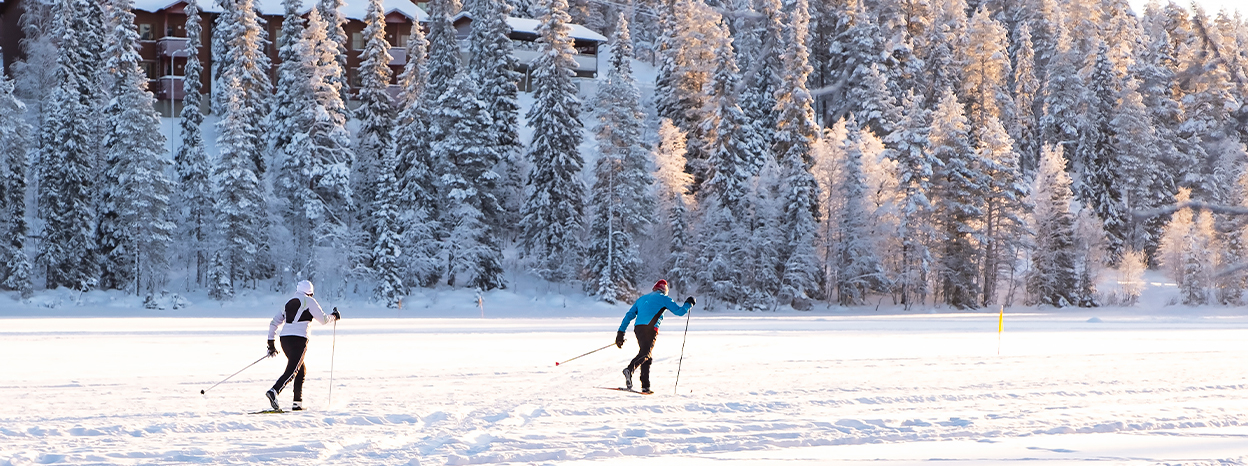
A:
[297,280,315,296]
[653,280,669,295]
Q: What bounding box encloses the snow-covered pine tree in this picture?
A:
[0,61,33,298]
[1011,24,1041,175]
[212,0,273,285]
[1075,44,1126,266]
[652,0,722,196]
[99,0,177,296]
[920,0,969,103]
[1112,76,1168,262]
[977,115,1028,307]
[737,0,782,155]
[282,7,357,286]
[1072,201,1107,307]
[436,73,507,291]
[467,0,523,233]
[1027,144,1078,307]
[847,64,902,139]
[215,0,273,176]
[1179,209,1218,306]
[426,0,463,104]
[654,119,695,295]
[929,87,985,309]
[354,0,396,243]
[835,118,887,306]
[37,1,100,292]
[519,0,586,283]
[1039,17,1086,162]
[586,13,654,303]
[772,0,822,307]
[392,22,442,288]
[265,0,306,169]
[960,6,1015,145]
[696,19,765,308]
[11,0,59,121]
[213,73,269,294]
[884,91,935,309]
[318,0,352,109]
[370,127,405,306]
[174,0,213,289]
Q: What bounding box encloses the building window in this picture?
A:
[395,33,407,48]
[352,32,365,50]
[350,68,363,88]
[138,24,154,40]
[141,61,158,79]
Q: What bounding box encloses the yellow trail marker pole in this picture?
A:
[997,305,1004,355]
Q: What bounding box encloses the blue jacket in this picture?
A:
[619,291,690,331]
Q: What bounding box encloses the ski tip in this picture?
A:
[555,362,560,366]
[200,389,205,395]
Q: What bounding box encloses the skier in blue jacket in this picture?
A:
[615,279,695,393]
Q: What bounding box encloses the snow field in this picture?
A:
[1,314,1247,464]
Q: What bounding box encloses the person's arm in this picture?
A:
[307,298,331,324]
[618,302,639,332]
[664,295,693,316]
[268,310,282,340]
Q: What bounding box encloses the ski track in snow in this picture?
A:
[1,315,1247,464]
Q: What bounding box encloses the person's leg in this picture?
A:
[627,326,655,373]
[637,327,656,390]
[272,336,308,394]
[292,361,306,403]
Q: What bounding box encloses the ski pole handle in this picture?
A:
[556,341,624,367]
[200,354,269,395]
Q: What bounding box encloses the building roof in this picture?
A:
[132,0,429,22]
[452,11,608,43]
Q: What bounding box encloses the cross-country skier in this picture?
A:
[265,280,340,411]
[615,279,695,394]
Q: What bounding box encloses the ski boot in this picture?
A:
[623,368,634,391]
[291,401,303,411]
[265,389,279,411]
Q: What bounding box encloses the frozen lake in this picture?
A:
[1,313,1246,464]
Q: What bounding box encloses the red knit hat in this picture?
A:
[653,280,669,293]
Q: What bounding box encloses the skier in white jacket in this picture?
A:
[265,280,340,411]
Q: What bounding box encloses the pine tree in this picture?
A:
[520,0,586,283]
[929,88,985,309]
[319,0,352,109]
[652,0,722,196]
[392,22,442,288]
[354,0,396,243]
[99,0,177,296]
[960,6,1015,143]
[773,0,822,306]
[266,0,307,171]
[1072,201,1106,307]
[283,7,356,285]
[37,1,100,292]
[1011,24,1041,174]
[436,74,506,291]
[467,0,524,233]
[586,14,654,303]
[214,0,273,176]
[1075,45,1126,265]
[371,120,406,308]
[426,0,463,103]
[836,119,887,306]
[1027,144,1078,307]
[977,115,1027,306]
[175,0,213,289]
[654,119,695,294]
[1039,18,1086,160]
[738,0,782,155]
[885,91,935,308]
[11,0,59,121]
[0,60,33,298]
[696,19,765,308]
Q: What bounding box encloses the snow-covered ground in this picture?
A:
[3,304,1248,465]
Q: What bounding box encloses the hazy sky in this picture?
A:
[1127,0,1245,16]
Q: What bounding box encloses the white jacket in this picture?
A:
[268,294,336,339]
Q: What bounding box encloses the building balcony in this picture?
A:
[158,37,192,57]
[157,75,187,100]
[389,47,406,66]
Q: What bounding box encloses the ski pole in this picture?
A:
[555,341,625,366]
[328,318,337,407]
[200,354,269,395]
[673,307,692,394]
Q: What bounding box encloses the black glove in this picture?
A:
[685,296,696,306]
[615,331,625,348]
[331,307,341,320]
[267,340,278,358]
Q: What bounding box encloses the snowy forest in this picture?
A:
[0,0,1247,311]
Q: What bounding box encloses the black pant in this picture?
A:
[626,325,658,390]
[271,335,308,402]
